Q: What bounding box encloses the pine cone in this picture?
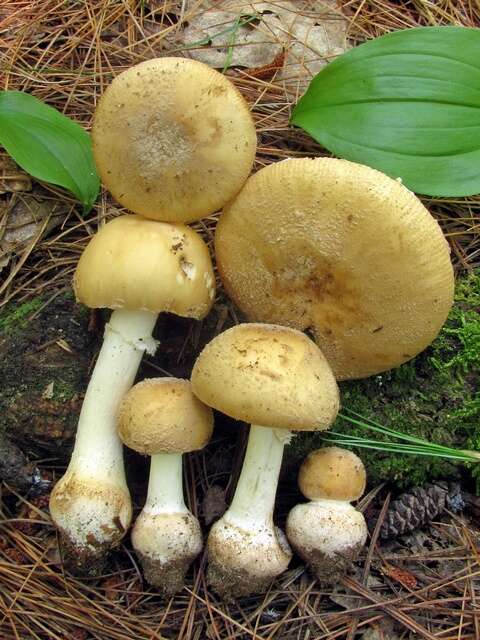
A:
[380,483,464,539]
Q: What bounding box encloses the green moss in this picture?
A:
[52,378,78,401]
[0,297,45,336]
[287,271,480,490]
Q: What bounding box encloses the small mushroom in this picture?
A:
[215,157,454,379]
[191,323,339,598]
[49,215,215,574]
[92,57,257,223]
[286,447,368,580]
[118,378,213,596]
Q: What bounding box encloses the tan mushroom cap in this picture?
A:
[118,378,213,455]
[92,57,257,223]
[299,447,366,502]
[74,215,215,318]
[215,157,454,380]
[191,323,339,431]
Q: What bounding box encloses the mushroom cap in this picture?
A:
[215,157,454,380]
[191,323,339,431]
[92,57,257,223]
[74,215,215,318]
[117,378,213,455]
[298,447,366,502]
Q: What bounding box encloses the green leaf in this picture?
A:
[291,26,480,197]
[0,91,100,211]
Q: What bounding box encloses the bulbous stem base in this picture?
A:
[132,510,203,597]
[206,519,292,599]
[50,478,131,575]
[286,501,367,581]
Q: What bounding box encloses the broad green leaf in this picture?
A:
[291,26,480,197]
[0,91,99,211]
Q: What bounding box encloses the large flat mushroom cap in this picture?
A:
[74,215,215,318]
[191,323,339,431]
[215,158,454,380]
[92,57,256,223]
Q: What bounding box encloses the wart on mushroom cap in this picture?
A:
[118,378,213,596]
[286,447,368,581]
[191,323,339,598]
[215,157,454,380]
[92,57,257,223]
[50,216,215,574]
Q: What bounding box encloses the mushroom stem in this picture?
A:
[49,308,158,573]
[227,425,289,529]
[131,451,203,595]
[206,425,293,598]
[71,309,158,474]
[144,452,186,514]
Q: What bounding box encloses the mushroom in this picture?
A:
[117,378,213,596]
[49,215,215,573]
[191,323,339,597]
[287,447,368,580]
[215,157,454,380]
[92,57,257,223]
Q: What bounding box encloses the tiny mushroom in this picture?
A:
[92,57,257,223]
[118,378,213,596]
[286,447,368,580]
[49,215,215,573]
[191,323,339,598]
[215,157,454,380]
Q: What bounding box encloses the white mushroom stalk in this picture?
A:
[224,426,291,530]
[50,216,215,573]
[287,499,368,580]
[286,447,368,580]
[207,425,293,598]
[191,323,340,598]
[69,310,158,474]
[131,453,203,596]
[118,377,213,596]
[143,453,185,515]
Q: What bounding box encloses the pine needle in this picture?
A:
[323,409,480,463]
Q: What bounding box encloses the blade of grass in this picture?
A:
[324,433,480,462]
[339,409,439,446]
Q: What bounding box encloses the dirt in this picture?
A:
[0,291,96,460]
[0,434,37,492]
[136,550,197,598]
[295,540,365,582]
